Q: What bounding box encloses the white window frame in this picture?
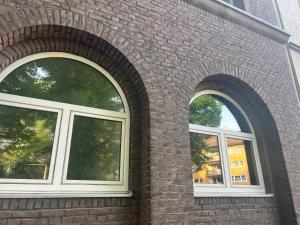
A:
[190,90,269,197]
[0,52,131,198]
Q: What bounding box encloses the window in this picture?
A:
[231,175,247,183]
[221,0,246,10]
[189,90,265,196]
[230,160,244,167]
[0,52,130,197]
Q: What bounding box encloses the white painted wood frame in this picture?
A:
[190,90,269,197]
[0,52,131,198]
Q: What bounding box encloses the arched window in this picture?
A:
[189,90,265,196]
[0,52,130,197]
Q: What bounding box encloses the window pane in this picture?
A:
[227,138,259,186]
[0,58,124,112]
[189,94,249,132]
[67,116,122,181]
[190,133,224,185]
[233,0,245,10]
[0,105,57,180]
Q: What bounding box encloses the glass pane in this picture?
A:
[0,58,124,112]
[67,116,122,181]
[233,0,245,10]
[190,133,224,185]
[0,105,57,180]
[189,94,249,132]
[227,138,259,186]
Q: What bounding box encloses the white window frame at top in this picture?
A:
[0,52,131,198]
[190,90,269,197]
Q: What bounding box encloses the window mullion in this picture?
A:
[220,132,231,188]
[52,108,71,186]
[252,139,266,191]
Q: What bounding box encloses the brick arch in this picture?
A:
[185,59,288,128]
[181,60,249,109]
[0,7,152,225]
[0,7,154,110]
[0,7,134,60]
[189,70,297,225]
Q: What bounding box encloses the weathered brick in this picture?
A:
[12,210,39,218]
[40,209,65,217]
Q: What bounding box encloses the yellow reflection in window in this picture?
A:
[191,133,223,185]
[227,138,258,186]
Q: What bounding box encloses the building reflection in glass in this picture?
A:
[190,133,223,184]
[227,138,259,186]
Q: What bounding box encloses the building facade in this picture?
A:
[0,0,298,225]
[275,0,300,99]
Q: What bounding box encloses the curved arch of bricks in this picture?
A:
[0,7,152,225]
[192,72,297,225]
[0,5,298,225]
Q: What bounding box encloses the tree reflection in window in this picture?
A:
[0,105,57,179]
[189,93,263,193]
[190,133,223,185]
[0,56,127,184]
[0,58,124,112]
[67,116,122,181]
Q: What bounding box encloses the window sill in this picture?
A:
[180,0,290,43]
[0,191,133,198]
[194,192,273,198]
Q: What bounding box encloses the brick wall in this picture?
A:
[195,197,281,225]
[0,198,137,225]
[0,1,298,225]
[0,29,148,225]
[195,76,297,225]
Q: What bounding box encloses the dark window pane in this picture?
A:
[0,58,124,112]
[67,116,122,181]
[189,94,250,132]
[233,0,245,10]
[191,133,224,185]
[227,138,259,185]
[0,105,57,179]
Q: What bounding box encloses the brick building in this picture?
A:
[0,0,298,225]
[275,0,300,100]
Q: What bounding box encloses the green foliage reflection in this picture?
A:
[0,58,124,112]
[190,133,209,172]
[189,95,222,126]
[0,105,57,179]
[189,95,222,172]
[67,116,121,181]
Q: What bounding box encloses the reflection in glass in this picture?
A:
[67,116,122,181]
[0,105,57,179]
[190,133,223,184]
[233,0,245,10]
[0,58,124,112]
[189,94,242,132]
[227,138,259,186]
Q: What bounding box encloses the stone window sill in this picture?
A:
[194,192,274,198]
